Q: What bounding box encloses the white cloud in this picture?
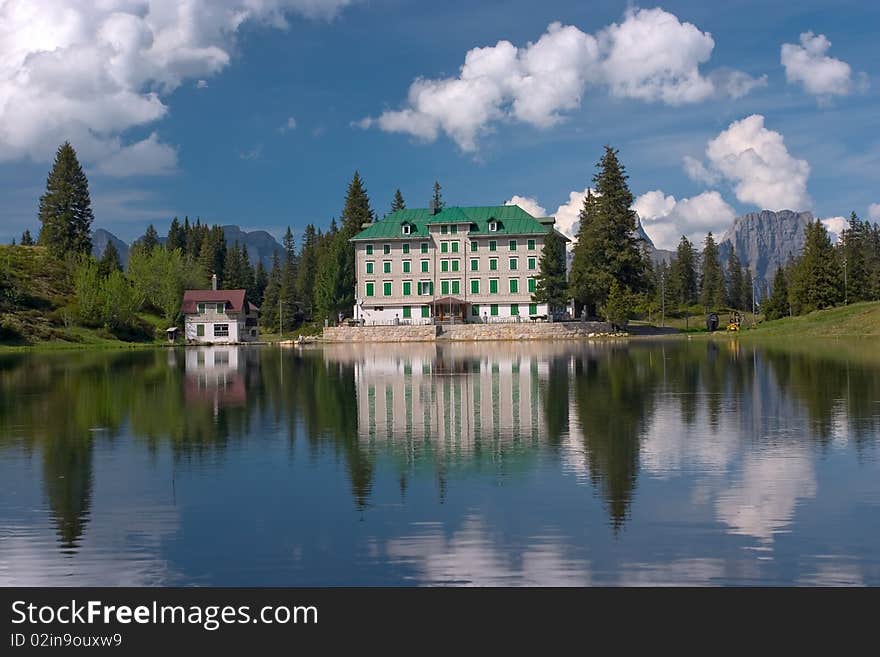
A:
[821,216,847,243]
[684,114,811,211]
[0,1,353,175]
[552,189,593,240]
[95,132,177,177]
[869,203,880,222]
[504,195,546,218]
[196,79,208,89]
[362,8,763,151]
[238,145,263,160]
[279,116,298,132]
[634,190,736,250]
[781,31,865,99]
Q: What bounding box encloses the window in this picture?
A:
[366,244,374,255]
[441,280,450,295]
[421,306,430,318]
[509,240,517,251]
[528,257,536,270]
[451,260,459,272]
[509,258,518,270]
[403,306,411,319]
[383,244,391,255]
[510,304,519,316]
[489,258,498,271]
[403,260,411,273]
[451,241,459,253]
[383,261,392,274]
[472,304,480,317]
[489,221,497,232]
[528,239,536,250]
[451,225,458,234]
[529,303,537,315]
[196,324,205,337]
[419,281,433,296]
[470,258,479,271]
[403,281,412,296]
[383,282,392,296]
[441,242,448,253]
[421,260,429,273]
[528,278,536,293]
[470,240,478,251]
[489,279,499,294]
[403,243,410,254]
[213,323,229,337]
[366,262,374,274]
[421,242,428,254]
[509,279,519,294]
[451,280,460,295]
[366,282,375,297]
[441,260,449,272]
[491,304,498,316]
[440,225,448,234]
[489,240,497,251]
[402,224,411,235]
[471,279,480,294]
[197,303,205,313]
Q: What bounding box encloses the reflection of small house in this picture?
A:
[184,346,246,408]
[182,276,259,343]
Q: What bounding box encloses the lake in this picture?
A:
[1,339,878,586]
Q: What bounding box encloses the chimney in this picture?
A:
[211,273,218,291]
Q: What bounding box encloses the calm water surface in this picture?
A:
[1,340,879,586]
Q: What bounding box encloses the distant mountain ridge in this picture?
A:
[91,225,285,269]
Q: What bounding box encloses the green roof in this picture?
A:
[351,205,554,240]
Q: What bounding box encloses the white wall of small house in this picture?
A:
[184,316,242,343]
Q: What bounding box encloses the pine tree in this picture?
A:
[38,142,94,256]
[279,226,298,323]
[260,252,282,331]
[97,241,122,278]
[725,250,745,310]
[699,232,724,310]
[601,280,632,330]
[224,242,244,289]
[167,217,186,253]
[840,211,872,303]
[253,261,268,308]
[20,229,34,246]
[240,244,255,295]
[390,189,406,214]
[568,147,650,316]
[532,230,568,311]
[669,235,697,307]
[741,267,754,314]
[294,224,319,313]
[138,224,160,254]
[790,219,842,313]
[763,265,789,320]
[431,181,444,212]
[197,225,226,285]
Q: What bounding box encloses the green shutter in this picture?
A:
[421,243,428,254]
[529,303,537,315]
[403,281,411,296]
[403,306,411,319]
[441,225,448,234]
[366,262,373,274]
[451,280,460,294]
[528,278,536,293]
[451,241,459,253]
[511,304,519,315]
[403,243,410,254]
[490,304,498,316]
[490,258,497,271]
[451,225,458,234]
[509,258,517,270]
[489,240,497,251]
[471,304,480,317]
[510,279,518,294]
[403,261,411,273]
[421,305,430,318]
[470,258,479,271]
[384,261,391,273]
[196,324,205,336]
[452,260,459,272]
[470,240,478,251]
[471,279,479,294]
[384,244,390,254]
[509,240,517,251]
[383,282,392,296]
[366,282,374,297]
[490,279,498,294]
[421,260,429,272]
[441,280,449,295]
[366,244,373,255]
[528,257,536,270]
[528,239,535,250]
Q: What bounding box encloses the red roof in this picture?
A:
[182,289,248,314]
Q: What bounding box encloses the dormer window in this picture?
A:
[488,221,498,232]
[402,224,411,235]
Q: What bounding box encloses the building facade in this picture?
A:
[182,288,259,343]
[350,205,568,324]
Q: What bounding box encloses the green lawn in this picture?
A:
[743,301,880,338]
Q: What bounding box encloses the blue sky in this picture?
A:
[0,0,877,250]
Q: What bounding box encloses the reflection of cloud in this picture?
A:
[798,560,864,586]
[715,446,817,543]
[640,407,737,477]
[385,516,591,586]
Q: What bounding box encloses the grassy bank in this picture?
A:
[742,301,880,339]
[0,244,167,351]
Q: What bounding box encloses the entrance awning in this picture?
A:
[430,296,467,306]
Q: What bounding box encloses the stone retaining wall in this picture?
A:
[322,321,609,343]
[322,324,439,342]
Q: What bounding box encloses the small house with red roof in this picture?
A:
[182,274,259,343]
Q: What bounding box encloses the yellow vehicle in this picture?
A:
[726,311,742,332]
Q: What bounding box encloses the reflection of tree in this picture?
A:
[42,431,92,550]
[572,346,658,530]
[541,355,570,449]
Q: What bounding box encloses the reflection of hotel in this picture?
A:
[330,343,576,455]
[184,346,246,410]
